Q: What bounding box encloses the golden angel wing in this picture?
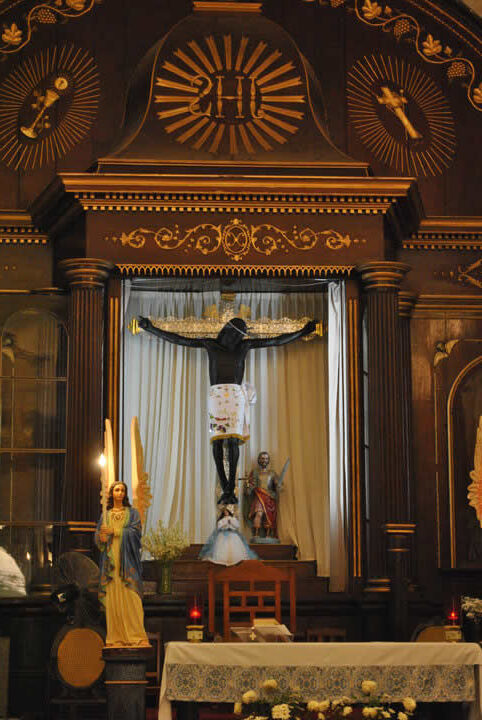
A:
[131,416,152,527]
[104,418,116,490]
[467,416,482,527]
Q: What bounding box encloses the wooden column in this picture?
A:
[59,258,114,552]
[398,291,417,578]
[358,262,412,601]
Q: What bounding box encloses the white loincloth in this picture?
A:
[208,383,257,443]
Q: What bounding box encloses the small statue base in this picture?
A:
[250,536,280,544]
[103,646,153,720]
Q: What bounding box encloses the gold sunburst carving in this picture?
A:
[0,44,100,170]
[154,34,306,155]
[347,54,456,177]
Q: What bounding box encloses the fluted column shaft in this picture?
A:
[59,258,113,552]
[359,262,411,585]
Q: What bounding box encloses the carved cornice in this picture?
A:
[59,258,114,288]
[193,1,262,11]
[404,218,482,250]
[413,294,482,318]
[358,260,411,290]
[30,172,423,249]
[0,211,48,245]
[115,263,354,277]
[398,291,417,317]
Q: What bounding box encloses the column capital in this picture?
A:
[59,258,114,288]
[357,261,411,291]
[398,291,418,318]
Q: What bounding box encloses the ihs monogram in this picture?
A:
[155,34,306,155]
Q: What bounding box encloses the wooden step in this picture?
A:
[180,543,298,561]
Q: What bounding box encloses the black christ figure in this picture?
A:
[138,316,316,505]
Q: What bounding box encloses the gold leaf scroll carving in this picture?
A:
[107,219,364,262]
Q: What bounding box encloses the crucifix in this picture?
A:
[130,293,319,505]
[377,86,422,140]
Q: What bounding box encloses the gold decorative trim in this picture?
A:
[436,258,482,290]
[405,219,482,250]
[106,221,365,262]
[352,0,482,112]
[348,298,362,578]
[0,210,48,244]
[364,578,391,592]
[305,0,482,112]
[414,295,482,318]
[115,263,354,277]
[383,523,416,534]
[59,258,114,288]
[398,291,417,317]
[358,261,411,289]
[107,288,121,466]
[0,0,98,58]
[193,2,262,11]
[59,173,417,216]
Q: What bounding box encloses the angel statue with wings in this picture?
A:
[95,418,152,647]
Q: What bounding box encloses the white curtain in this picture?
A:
[328,281,349,591]
[121,284,347,581]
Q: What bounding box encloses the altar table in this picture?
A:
[158,642,482,720]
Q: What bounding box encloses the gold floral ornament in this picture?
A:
[1,24,22,46]
[362,0,382,20]
[474,84,482,105]
[0,0,97,56]
[422,34,442,57]
[234,680,416,720]
[107,220,363,263]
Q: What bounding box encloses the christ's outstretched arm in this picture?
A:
[246,319,317,349]
[138,316,205,349]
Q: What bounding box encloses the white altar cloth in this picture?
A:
[159,642,482,720]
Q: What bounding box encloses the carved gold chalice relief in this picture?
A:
[0,45,99,170]
[20,76,69,139]
[155,34,305,155]
[347,55,456,177]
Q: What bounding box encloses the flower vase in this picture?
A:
[157,562,173,594]
[463,616,481,643]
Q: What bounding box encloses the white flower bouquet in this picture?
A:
[234,680,416,720]
[461,596,482,620]
[142,520,189,562]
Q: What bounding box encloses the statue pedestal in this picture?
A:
[103,646,153,720]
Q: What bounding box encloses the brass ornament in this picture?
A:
[348,54,456,177]
[106,219,365,262]
[155,33,305,155]
[0,0,98,57]
[0,45,100,170]
[116,262,354,277]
